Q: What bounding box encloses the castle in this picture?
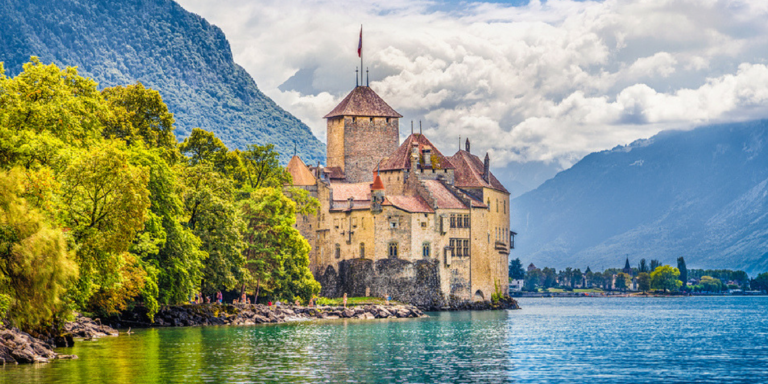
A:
[286,85,511,306]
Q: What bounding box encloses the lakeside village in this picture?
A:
[0,59,517,364]
[508,257,768,297]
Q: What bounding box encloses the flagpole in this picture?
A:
[360,25,363,87]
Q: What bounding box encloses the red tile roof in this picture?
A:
[378,134,455,171]
[371,172,385,190]
[324,167,345,180]
[324,86,403,118]
[449,150,509,194]
[331,183,371,202]
[286,156,316,186]
[383,195,434,213]
[423,180,467,209]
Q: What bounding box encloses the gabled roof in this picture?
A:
[383,195,434,213]
[378,134,455,171]
[286,155,316,186]
[449,150,509,194]
[330,183,371,202]
[423,180,467,209]
[324,86,403,119]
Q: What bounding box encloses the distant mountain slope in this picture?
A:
[0,0,324,164]
[510,120,768,275]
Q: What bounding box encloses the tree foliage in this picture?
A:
[650,265,682,292]
[0,59,322,328]
[509,258,525,280]
[0,169,77,328]
[637,272,651,293]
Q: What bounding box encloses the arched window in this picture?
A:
[388,242,398,258]
[360,242,365,259]
[422,242,431,258]
[335,244,341,259]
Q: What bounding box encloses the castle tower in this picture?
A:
[324,86,402,183]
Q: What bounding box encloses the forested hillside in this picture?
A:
[0,0,324,164]
[511,121,768,275]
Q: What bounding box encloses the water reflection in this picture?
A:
[4,298,768,383]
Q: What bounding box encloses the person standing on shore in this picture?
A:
[343,293,348,308]
[216,291,222,304]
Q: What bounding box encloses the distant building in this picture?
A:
[509,279,524,292]
[286,85,511,306]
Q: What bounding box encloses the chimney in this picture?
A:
[483,152,490,183]
[424,146,432,169]
[411,142,419,173]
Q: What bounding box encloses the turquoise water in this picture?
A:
[3,297,768,383]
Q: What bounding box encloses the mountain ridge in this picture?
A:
[510,120,768,275]
[0,0,324,164]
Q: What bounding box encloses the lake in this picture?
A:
[3,297,768,383]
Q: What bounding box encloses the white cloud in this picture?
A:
[176,0,768,171]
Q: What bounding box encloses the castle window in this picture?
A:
[463,215,470,228]
[389,218,399,229]
[360,242,365,258]
[450,214,456,228]
[450,239,457,256]
[456,215,463,228]
[496,199,499,213]
[388,242,398,258]
[352,218,358,228]
[504,200,507,214]
[487,199,491,210]
[421,221,427,228]
[335,244,341,259]
[386,118,390,123]
[334,218,339,229]
[422,243,431,258]
[463,239,470,256]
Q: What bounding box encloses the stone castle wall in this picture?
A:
[342,116,399,183]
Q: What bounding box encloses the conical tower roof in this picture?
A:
[324,86,403,118]
[286,155,316,186]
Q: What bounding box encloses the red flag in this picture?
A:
[357,26,362,58]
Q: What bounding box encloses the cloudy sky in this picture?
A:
[176,0,768,193]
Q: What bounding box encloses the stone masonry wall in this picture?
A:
[344,116,399,183]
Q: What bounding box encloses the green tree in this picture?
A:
[699,276,723,292]
[677,257,688,289]
[240,188,320,302]
[638,259,649,273]
[0,168,77,328]
[60,143,151,313]
[637,272,651,293]
[615,272,631,292]
[752,273,768,292]
[509,258,525,280]
[650,259,662,272]
[524,268,542,291]
[0,57,106,169]
[101,83,177,151]
[650,265,682,293]
[181,163,244,294]
[240,144,291,191]
[542,267,557,288]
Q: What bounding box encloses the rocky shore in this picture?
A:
[0,315,116,365]
[113,303,427,328]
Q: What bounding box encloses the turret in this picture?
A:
[483,152,490,183]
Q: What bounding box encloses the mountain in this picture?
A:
[0,0,324,164]
[510,120,768,275]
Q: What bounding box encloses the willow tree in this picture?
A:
[0,168,76,328]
